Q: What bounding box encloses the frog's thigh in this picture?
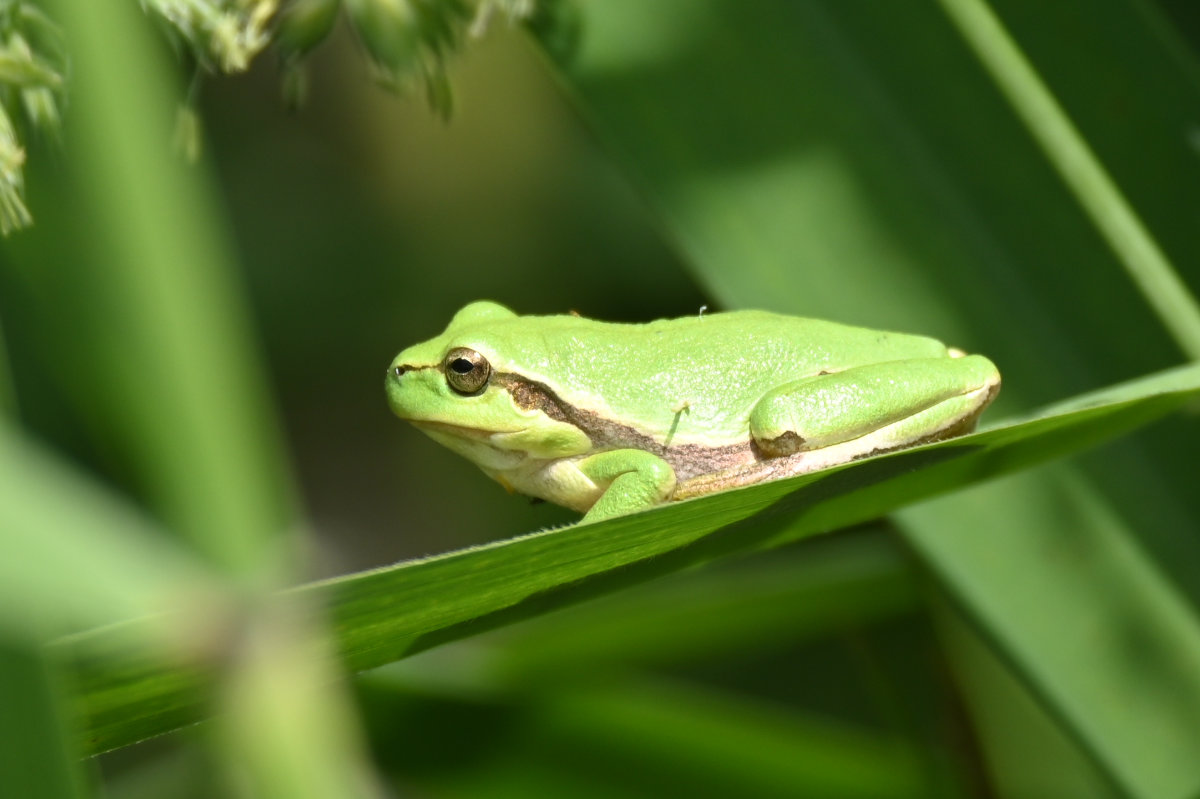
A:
[750,355,997,457]
[577,449,677,522]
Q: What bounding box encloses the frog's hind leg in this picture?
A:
[749,355,999,458]
[674,356,998,502]
[675,358,998,501]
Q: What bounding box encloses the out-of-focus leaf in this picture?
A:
[359,671,932,799]
[929,595,1120,798]
[139,0,275,73]
[0,640,91,799]
[36,0,299,575]
[535,1,1200,795]
[0,48,62,88]
[492,528,918,677]
[0,103,31,234]
[902,471,1200,799]
[938,0,1200,357]
[276,0,342,62]
[26,2,379,795]
[345,0,422,80]
[0,317,13,414]
[987,0,1200,296]
[58,361,1200,753]
[0,421,222,643]
[523,679,927,799]
[0,5,68,233]
[213,601,384,799]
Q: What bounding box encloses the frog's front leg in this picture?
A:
[750,355,999,457]
[577,449,677,522]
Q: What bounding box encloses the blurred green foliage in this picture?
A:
[2,0,1200,797]
[0,0,67,233]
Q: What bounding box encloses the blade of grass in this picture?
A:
[31,5,376,792]
[930,602,1119,798]
[356,667,937,799]
[983,0,1200,288]
[0,421,222,643]
[58,362,1200,753]
[0,316,13,415]
[491,529,918,677]
[38,0,298,576]
[939,0,1200,359]
[212,601,385,799]
[902,471,1200,799]
[534,2,1200,795]
[527,678,927,799]
[0,640,91,799]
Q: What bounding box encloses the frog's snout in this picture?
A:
[385,362,412,417]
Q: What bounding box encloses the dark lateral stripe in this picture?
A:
[398,365,755,479]
[492,372,755,480]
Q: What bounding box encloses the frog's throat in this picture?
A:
[493,372,756,482]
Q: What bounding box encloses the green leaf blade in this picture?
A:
[61,363,1200,754]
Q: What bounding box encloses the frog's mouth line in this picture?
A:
[410,420,520,440]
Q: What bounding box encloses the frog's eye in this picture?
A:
[443,347,492,395]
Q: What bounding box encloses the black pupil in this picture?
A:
[450,358,474,374]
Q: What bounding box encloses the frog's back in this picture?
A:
[480,309,951,445]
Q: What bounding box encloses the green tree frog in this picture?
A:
[387,301,1000,522]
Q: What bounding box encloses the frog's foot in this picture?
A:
[577,449,677,522]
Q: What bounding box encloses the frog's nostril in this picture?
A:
[392,365,409,379]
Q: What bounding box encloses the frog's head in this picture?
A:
[386,301,592,469]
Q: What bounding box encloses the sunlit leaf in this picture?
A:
[59,362,1200,753]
